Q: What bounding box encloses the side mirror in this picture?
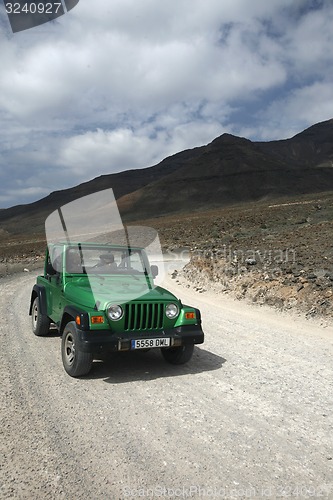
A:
[151,265,159,279]
[46,262,57,276]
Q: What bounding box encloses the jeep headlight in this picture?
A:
[165,303,179,319]
[107,304,123,321]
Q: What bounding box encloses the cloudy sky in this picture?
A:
[0,0,333,208]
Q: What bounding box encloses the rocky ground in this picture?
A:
[146,192,333,319]
[0,272,332,499]
[0,233,45,277]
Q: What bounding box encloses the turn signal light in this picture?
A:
[185,312,196,320]
[91,316,105,324]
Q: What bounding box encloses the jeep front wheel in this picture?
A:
[161,344,194,365]
[32,296,51,337]
[61,321,93,377]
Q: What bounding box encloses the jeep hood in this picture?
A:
[64,279,178,310]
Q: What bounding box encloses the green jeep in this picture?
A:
[29,242,204,377]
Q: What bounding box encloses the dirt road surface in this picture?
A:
[0,271,332,499]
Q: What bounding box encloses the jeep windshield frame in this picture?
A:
[63,243,151,278]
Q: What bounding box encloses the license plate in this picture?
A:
[131,338,171,349]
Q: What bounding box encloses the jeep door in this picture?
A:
[46,246,65,325]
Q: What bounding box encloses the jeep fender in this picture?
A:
[183,305,202,324]
[29,285,48,316]
[59,306,90,334]
[194,308,202,324]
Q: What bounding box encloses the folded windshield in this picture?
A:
[45,188,165,302]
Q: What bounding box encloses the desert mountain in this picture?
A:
[118,119,333,218]
[1,119,333,234]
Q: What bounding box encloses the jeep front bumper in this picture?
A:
[77,324,204,354]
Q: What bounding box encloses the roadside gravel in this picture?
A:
[0,271,332,499]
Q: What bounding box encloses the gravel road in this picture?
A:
[0,271,332,499]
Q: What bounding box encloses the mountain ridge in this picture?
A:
[1,118,333,234]
[117,118,333,219]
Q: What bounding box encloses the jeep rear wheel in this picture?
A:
[61,321,93,377]
[161,344,194,365]
[32,297,51,337]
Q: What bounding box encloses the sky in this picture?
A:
[0,0,333,208]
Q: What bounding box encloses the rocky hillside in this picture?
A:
[146,191,333,319]
[118,119,333,218]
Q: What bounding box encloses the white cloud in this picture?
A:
[0,0,333,206]
[257,81,333,140]
[58,119,225,177]
[280,5,333,80]
[0,186,50,206]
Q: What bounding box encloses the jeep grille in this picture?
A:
[124,303,164,331]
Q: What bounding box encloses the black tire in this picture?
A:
[161,344,194,365]
[32,296,51,337]
[61,321,93,377]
